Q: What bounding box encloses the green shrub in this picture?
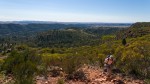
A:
[61,55,80,75]
[73,70,87,81]
[122,38,126,45]
[144,79,150,84]
[115,40,150,78]
[1,48,41,84]
[57,78,65,84]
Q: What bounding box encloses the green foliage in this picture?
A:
[122,38,126,45]
[144,79,150,84]
[35,29,100,47]
[57,78,65,84]
[0,23,80,37]
[131,22,150,28]
[38,46,100,78]
[61,55,80,75]
[51,49,55,54]
[102,35,115,42]
[85,27,122,36]
[0,59,4,70]
[97,54,106,67]
[15,44,29,51]
[0,24,123,48]
[38,53,65,78]
[1,48,41,84]
[116,22,150,40]
[98,34,150,78]
[41,53,65,66]
[114,35,150,78]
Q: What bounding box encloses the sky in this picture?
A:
[0,0,150,23]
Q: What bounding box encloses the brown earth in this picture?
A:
[36,65,144,84]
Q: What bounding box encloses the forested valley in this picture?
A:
[0,22,149,84]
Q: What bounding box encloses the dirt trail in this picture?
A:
[36,65,144,84]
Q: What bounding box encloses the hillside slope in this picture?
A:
[34,29,98,47]
[116,22,150,39]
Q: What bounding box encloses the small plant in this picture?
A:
[122,38,127,45]
[144,79,150,84]
[73,70,87,81]
[122,38,126,45]
[57,78,65,84]
[50,67,62,77]
[62,55,79,75]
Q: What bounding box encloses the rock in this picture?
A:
[45,81,48,84]
[36,76,45,80]
[114,79,125,84]
[106,77,112,81]
[91,82,95,84]
[112,79,117,82]
[87,79,91,82]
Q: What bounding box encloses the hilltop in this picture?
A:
[117,22,150,39]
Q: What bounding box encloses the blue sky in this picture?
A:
[0,0,150,22]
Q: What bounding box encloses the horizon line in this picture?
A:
[0,20,135,23]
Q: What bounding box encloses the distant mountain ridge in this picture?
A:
[0,21,132,27]
[0,22,131,37]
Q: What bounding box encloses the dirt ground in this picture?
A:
[36,65,144,84]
